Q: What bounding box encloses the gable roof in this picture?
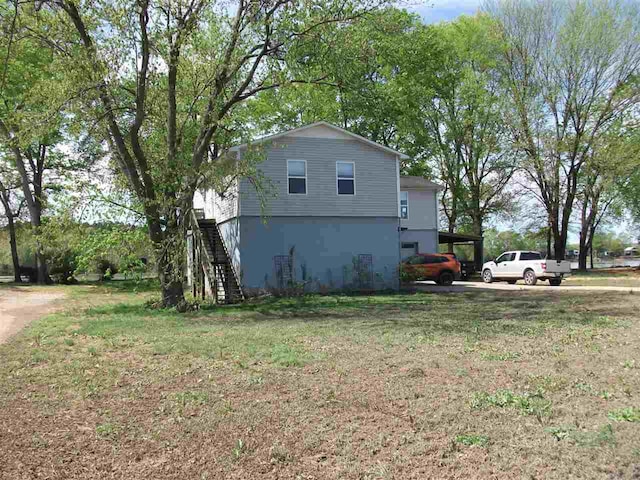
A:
[230,121,410,160]
[401,175,443,190]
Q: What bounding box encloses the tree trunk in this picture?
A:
[29,208,51,285]
[446,213,456,253]
[7,214,21,283]
[471,216,483,272]
[546,226,551,259]
[0,186,21,282]
[150,217,186,308]
[578,230,588,271]
[552,228,566,260]
[158,254,185,308]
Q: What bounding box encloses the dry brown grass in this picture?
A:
[1,283,639,479]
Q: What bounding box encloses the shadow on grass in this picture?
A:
[77,278,161,293]
[75,289,632,341]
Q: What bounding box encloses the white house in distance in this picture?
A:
[194,121,442,296]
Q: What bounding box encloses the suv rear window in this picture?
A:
[520,252,542,261]
[407,255,448,265]
[407,255,427,265]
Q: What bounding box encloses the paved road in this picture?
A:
[0,287,66,344]
[413,281,640,293]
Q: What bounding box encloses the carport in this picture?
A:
[439,231,484,272]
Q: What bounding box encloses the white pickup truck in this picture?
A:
[482,251,571,286]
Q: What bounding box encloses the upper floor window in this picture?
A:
[337,161,355,195]
[287,160,306,194]
[400,191,408,219]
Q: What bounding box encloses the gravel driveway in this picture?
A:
[0,287,66,344]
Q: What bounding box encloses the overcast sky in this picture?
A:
[405,0,483,23]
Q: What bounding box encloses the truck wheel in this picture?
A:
[482,269,493,284]
[524,269,538,286]
[438,271,454,286]
[549,278,562,286]
[507,280,517,285]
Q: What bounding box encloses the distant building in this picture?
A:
[624,246,639,256]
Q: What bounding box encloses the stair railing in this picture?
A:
[188,209,244,303]
[188,209,218,303]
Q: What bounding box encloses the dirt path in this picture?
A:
[0,287,66,344]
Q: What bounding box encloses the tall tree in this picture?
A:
[488,0,640,259]
[0,170,22,282]
[0,1,67,283]
[28,0,385,306]
[400,14,517,248]
[576,121,637,269]
[246,8,419,150]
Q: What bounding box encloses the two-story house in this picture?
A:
[192,122,441,298]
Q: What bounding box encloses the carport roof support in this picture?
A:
[438,232,482,244]
[439,231,484,272]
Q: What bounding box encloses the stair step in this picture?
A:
[194,219,244,304]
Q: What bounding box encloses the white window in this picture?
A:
[400,191,408,219]
[336,161,355,195]
[287,160,306,194]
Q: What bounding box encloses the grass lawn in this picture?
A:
[565,268,640,288]
[1,282,640,479]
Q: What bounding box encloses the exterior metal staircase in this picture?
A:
[189,211,244,304]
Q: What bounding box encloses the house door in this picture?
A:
[401,242,418,260]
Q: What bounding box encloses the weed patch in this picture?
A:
[608,407,640,422]
[471,389,552,420]
[270,344,307,367]
[455,434,489,447]
[546,425,616,448]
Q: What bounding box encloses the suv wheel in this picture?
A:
[437,271,454,286]
[524,269,538,286]
[482,269,493,284]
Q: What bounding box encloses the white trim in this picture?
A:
[400,190,409,219]
[336,161,356,196]
[230,121,410,160]
[395,155,401,218]
[287,159,307,195]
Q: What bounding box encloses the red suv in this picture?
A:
[402,253,461,285]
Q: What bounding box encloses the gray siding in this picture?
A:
[238,137,399,217]
[208,180,238,223]
[217,218,241,279]
[400,229,438,255]
[400,188,438,230]
[238,216,400,292]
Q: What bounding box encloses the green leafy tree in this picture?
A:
[576,121,637,269]
[400,14,518,244]
[487,0,640,259]
[247,8,419,149]
[0,1,68,283]
[0,168,23,281]
[25,0,386,306]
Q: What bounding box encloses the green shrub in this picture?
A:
[48,248,78,284]
[97,259,119,280]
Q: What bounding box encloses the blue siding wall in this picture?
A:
[237,216,400,292]
[400,230,439,255]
